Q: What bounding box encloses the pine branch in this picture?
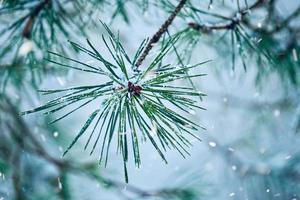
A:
[188,0,266,32]
[187,0,299,44]
[135,0,187,68]
[21,22,207,182]
[0,0,101,90]
[182,0,300,76]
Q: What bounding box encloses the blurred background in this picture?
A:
[0,0,300,199]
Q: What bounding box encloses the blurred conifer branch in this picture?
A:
[0,0,141,91]
[160,0,299,85]
[0,95,200,200]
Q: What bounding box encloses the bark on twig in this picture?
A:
[22,0,51,38]
[135,0,187,68]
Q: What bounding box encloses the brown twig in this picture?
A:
[22,0,51,38]
[135,0,187,68]
[188,0,300,36]
[188,0,266,32]
[187,0,300,59]
[12,149,23,200]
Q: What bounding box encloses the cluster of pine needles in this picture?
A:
[21,22,208,182]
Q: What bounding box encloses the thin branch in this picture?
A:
[188,0,266,32]
[135,0,187,68]
[11,147,25,200]
[22,0,51,38]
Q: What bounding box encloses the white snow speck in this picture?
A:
[273,109,280,117]
[229,192,235,197]
[257,22,262,28]
[53,131,59,138]
[285,155,292,160]
[18,39,34,56]
[189,109,196,115]
[292,48,298,62]
[228,147,235,152]
[232,165,237,171]
[256,38,262,44]
[208,141,216,147]
[58,177,62,190]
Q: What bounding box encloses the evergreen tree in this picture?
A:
[0,0,299,199]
